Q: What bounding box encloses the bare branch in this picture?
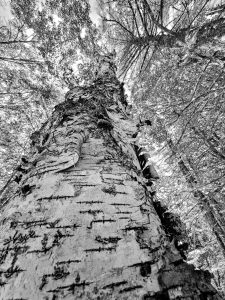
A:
[142,0,182,39]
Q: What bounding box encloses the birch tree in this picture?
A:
[0,53,220,299]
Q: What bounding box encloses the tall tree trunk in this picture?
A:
[0,54,220,299]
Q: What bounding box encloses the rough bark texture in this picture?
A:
[0,54,220,299]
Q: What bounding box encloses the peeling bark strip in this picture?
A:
[0,53,220,299]
[134,145,159,180]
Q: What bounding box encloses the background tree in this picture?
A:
[129,45,225,294]
[100,0,225,76]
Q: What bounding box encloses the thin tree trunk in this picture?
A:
[0,54,220,299]
[125,16,225,49]
[167,137,225,256]
[131,17,225,62]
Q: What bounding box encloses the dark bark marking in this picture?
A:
[102,185,117,195]
[10,219,48,229]
[62,174,87,177]
[88,219,116,229]
[142,165,159,180]
[0,245,29,257]
[52,230,74,247]
[42,133,50,145]
[11,219,79,232]
[138,153,151,169]
[97,119,113,130]
[40,266,70,290]
[3,230,36,246]
[21,184,35,196]
[128,261,152,277]
[28,168,59,178]
[153,200,188,258]
[0,246,10,264]
[146,181,153,187]
[27,246,53,254]
[123,225,148,232]
[143,290,169,299]
[39,274,48,290]
[37,195,77,201]
[103,179,125,186]
[7,299,28,300]
[70,183,96,187]
[77,201,103,205]
[47,280,92,294]
[0,265,25,279]
[14,174,22,184]
[103,280,128,289]
[148,246,161,254]
[53,224,80,230]
[110,203,131,206]
[56,259,81,265]
[16,165,28,174]
[79,209,103,215]
[119,285,143,293]
[84,246,116,252]
[95,235,121,245]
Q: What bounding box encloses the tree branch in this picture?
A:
[142,0,183,41]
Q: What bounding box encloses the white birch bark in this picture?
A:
[0,54,220,299]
